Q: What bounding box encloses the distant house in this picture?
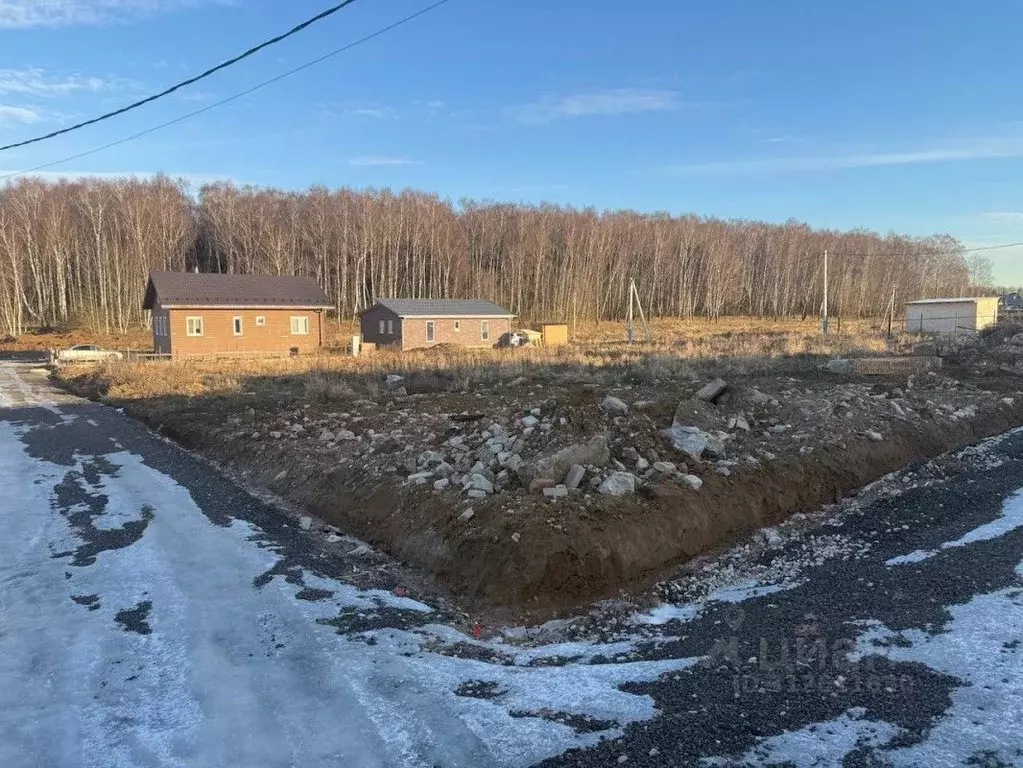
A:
[904,297,1000,334]
[360,299,516,351]
[1000,292,1023,311]
[143,271,331,359]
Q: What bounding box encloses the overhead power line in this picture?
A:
[0,0,361,154]
[0,0,451,183]
[828,241,1023,257]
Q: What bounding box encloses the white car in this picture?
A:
[55,344,124,362]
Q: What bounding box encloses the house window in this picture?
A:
[481,320,490,341]
[255,316,266,327]
[454,320,461,332]
[379,319,385,335]
[186,316,204,337]
[387,319,394,335]
[233,317,243,336]
[290,316,310,335]
[426,320,435,342]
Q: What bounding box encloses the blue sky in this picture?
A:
[1,0,1021,284]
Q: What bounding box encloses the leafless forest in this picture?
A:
[0,175,975,337]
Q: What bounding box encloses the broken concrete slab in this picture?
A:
[661,426,709,462]
[518,434,610,486]
[598,471,636,496]
[601,395,629,415]
[680,474,703,491]
[695,378,728,402]
[564,464,586,489]
[543,485,569,499]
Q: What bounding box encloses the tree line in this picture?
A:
[0,175,974,338]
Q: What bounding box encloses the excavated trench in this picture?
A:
[147,391,1023,619]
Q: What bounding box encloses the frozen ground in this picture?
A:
[2,361,1023,767]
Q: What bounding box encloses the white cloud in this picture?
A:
[0,105,42,126]
[665,144,1023,176]
[0,0,228,28]
[0,68,122,97]
[510,88,680,124]
[978,212,1023,226]
[348,156,420,167]
[347,107,394,120]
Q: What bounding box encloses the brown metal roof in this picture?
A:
[143,271,331,309]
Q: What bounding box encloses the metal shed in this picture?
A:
[904,297,1000,334]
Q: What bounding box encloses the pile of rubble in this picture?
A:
[222,356,1023,519]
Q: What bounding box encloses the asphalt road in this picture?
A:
[1,361,1022,767]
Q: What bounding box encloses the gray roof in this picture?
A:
[372,298,515,317]
[144,271,331,309]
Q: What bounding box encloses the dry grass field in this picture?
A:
[53,316,904,402]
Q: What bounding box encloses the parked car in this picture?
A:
[55,344,124,362]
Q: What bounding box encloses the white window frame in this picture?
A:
[233,316,243,336]
[426,320,435,343]
[186,316,204,337]
[481,320,490,341]
[379,319,386,335]
[290,315,310,335]
[387,319,394,335]
[255,316,266,327]
[453,320,461,332]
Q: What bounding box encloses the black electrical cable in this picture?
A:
[0,0,360,153]
[0,0,452,182]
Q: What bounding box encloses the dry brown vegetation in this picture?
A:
[2,176,975,339]
[59,317,903,402]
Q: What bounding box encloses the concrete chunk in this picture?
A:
[598,471,636,496]
[680,474,703,491]
[519,434,610,485]
[564,464,586,489]
[601,395,629,415]
[695,378,728,402]
[543,485,569,499]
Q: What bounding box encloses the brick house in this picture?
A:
[359,299,516,351]
[143,271,331,359]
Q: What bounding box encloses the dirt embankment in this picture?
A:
[246,397,1023,616]
[60,354,1023,621]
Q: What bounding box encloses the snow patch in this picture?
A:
[886,487,1023,566]
[0,419,701,768]
[700,708,899,767]
[849,566,1023,766]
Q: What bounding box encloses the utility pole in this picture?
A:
[887,285,896,338]
[571,287,577,342]
[626,278,652,344]
[627,280,635,343]
[821,249,830,336]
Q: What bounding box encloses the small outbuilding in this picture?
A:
[359,299,516,351]
[143,271,330,359]
[904,297,1000,334]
